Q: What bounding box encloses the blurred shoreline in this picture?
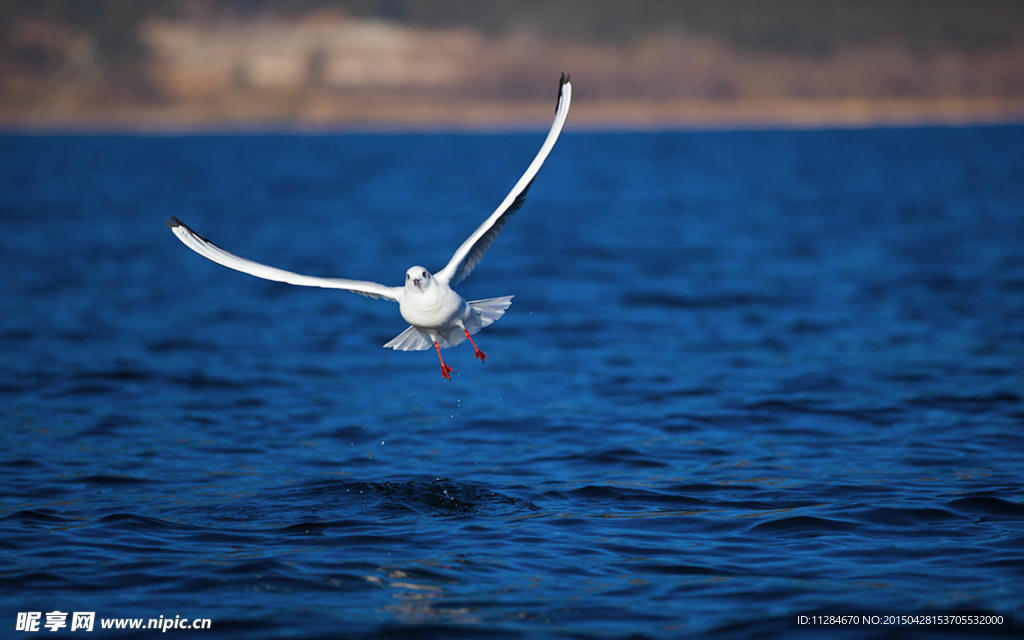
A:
[3,96,1023,133]
[4,8,1023,131]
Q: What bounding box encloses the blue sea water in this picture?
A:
[2,126,1023,638]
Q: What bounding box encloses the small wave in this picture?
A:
[553,485,707,509]
[750,515,859,534]
[146,337,218,353]
[78,413,139,437]
[621,291,791,309]
[0,570,81,590]
[683,410,783,428]
[321,423,375,443]
[5,458,41,468]
[57,330,93,343]
[558,485,625,500]
[71,368,153,383]
[627,562,734,577]
[95,513,199,532]
[168,372,245,390]
[742,399,900,426]
[0,327,34,340]
[948,496,1024,518]
[195,444,267,455]
[278,519,367,535]
[0,382,34,394]
[221,558,299,574]
[582,447,670,469]
[1000,278,1024,292]
[51,384,117,397]
[287,478,538,517]
[910,391,1022,410]
[232,396,267,408]
[848,506,960,527]
[77,474,152,485]
[1,509,70,524]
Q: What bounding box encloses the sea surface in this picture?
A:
[2,126,1023,638]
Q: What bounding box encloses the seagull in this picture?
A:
[168,73,571,379]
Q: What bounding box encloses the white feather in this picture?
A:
[435,74,572,287]
[167,217,400,301]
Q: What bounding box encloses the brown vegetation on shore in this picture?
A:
[2,4,1023,129]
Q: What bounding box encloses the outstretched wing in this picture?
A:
[167,217,400,301]
[435,73,572,287]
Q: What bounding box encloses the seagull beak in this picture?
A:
[413,278,420,286]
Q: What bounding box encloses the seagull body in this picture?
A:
[168,74,571,379]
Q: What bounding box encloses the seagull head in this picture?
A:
[405,266,432,291]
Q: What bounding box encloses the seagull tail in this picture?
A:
[435,294,514,348]
[464,295,514,334]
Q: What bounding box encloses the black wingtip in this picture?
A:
[166,216,212,243]
[556,72,570,111]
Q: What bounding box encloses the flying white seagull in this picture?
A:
[168,73,571,379]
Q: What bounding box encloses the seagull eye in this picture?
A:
[406,274,410,280]
[422,271,427,278]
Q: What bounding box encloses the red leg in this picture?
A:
[463,328,486,363]
[433,341,454,380]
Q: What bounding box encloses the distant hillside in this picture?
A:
[2,0,1023,128]
[9,1,1024,52]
